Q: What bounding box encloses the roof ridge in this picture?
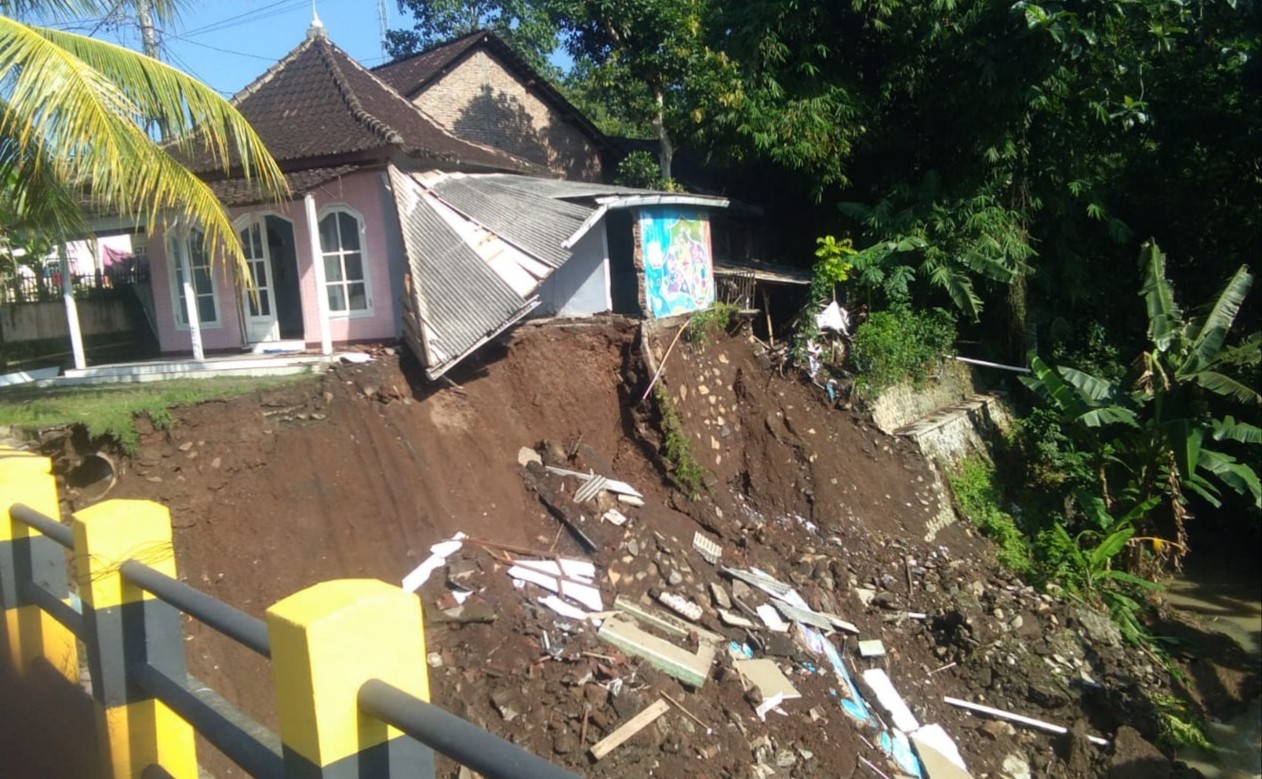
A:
[343,44,546,173]
[314,38,404,148]
[370,28,487,74]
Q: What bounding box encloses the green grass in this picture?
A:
[0,374,315,453]
[947,455,1035,576]
[654,384,708,499]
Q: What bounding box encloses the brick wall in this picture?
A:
[414,50,603,182]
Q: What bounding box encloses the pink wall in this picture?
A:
[149,169,400,354]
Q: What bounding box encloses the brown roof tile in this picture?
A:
[184,32,533,175]
[209,164,364,207]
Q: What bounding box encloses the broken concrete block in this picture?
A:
[657,591,702,621]
[597,614,716,688]
[710,582,732,610]
[756,604,790,633]
[858,639,887,658]
[734,659,801,701]
[718,608,755,629]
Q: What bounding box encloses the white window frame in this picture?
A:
[317,205,374,319]
[166,228,222,330]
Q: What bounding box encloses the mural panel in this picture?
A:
[639,207,714,318]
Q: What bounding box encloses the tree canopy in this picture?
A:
[0,0,286,275]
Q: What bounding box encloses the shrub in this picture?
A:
[948,456,1034,576]
[685,302,739,344]
[850,305,956,398]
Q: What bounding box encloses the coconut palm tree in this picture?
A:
[0,0,286,272]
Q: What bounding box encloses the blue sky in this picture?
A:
[52,0,401,98]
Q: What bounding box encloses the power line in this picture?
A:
[180,0,310,39]
[167,34,278,62]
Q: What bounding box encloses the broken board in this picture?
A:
[734,658,801,701]
[589,698,669,760]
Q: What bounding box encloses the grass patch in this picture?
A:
[0,374,315,454]
[947,455,1034,576]
[685,302,740,345]
[1149,692,1212,750]
[654,384,707,499]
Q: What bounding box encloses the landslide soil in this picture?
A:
[37,320,1247,779]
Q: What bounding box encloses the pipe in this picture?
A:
[943,696,1110,746]
[952,355,1031,374]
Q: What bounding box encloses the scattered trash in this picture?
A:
[490,688,523,722]
[728,641,755,660]
[539,595,589,621]
[602,508,629,526]
[656,591,703,621]
[401,532,466,592]
[507,560,603,612]
[589,698,670,760]
[756,604,791,633]
[816,300,850,335]
[617,495,646,507]
[574,474,608,503]
[719,608,755,628]
[735,658,802,702]
[862,668,920,733]
[858,639,887,658]
[943,696,1110,747]
[517,446,543,467]
[692,532,722,565]
[755,691,786,722]
[338,351,372,364]
[544,465,643,499]
[910,724,972,778]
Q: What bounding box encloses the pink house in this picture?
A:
[141,24,734,380]
[146,23,537,360]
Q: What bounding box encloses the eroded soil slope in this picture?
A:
[42,320,1237,779]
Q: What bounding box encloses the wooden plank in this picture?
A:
[589,699,670,760]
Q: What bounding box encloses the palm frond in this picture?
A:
[0,17,288,282]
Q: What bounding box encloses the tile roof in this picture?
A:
[208,164,363,207]
[372,29,487,98]
[183,31,531,175]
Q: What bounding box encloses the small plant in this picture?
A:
[850,305,956,399]
[614,150,683,192]
[1148,692,1212,750]
[653,385,707,499]
[792,235,857,366]
[685,302,739,344]
[947,456,1034,575]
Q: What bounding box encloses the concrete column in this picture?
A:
[58,248,86,370]
[305,193,333,355]
[176,237,204,362]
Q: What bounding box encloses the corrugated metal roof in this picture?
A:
[474,175,662,201]
[390,168,536,372]
[427,176,591,268]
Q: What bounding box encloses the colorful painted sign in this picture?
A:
[639,207,715,318]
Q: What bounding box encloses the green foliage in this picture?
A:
[0,375,313,454]
[1021,243,1261,567]
[685,301,738,345]
[850,306,956,399]
[386,0,561,73]
[947,457,1034,576]
[1148,692,1213,751]
[653,385,706,499]
[614,150,681,191]
[813,235,854,287]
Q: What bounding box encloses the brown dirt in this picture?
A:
[31,319,1232,778]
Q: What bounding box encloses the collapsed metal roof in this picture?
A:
[389,167,730,379]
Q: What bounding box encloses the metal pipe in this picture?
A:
[9,504,73,548]
[359,680,582,779]
[131,664,284,779]
[120,561,270,658]
[18,579,83,637]
[952,355,1032,374]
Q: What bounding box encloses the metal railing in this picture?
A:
[2,482,580,779]
[1,269,149,304]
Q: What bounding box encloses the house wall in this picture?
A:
[148,170,403,354]
[533,221,611,318]
[413,49,603,182]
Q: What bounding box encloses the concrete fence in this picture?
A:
[0,446,577,779]
[0,299,134,343]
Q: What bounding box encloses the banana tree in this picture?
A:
[1023,241,1260,568]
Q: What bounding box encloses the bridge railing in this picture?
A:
[0,446,579,779]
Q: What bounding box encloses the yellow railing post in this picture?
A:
[0,446,78,681]
[267,578,435,777]
[72,499,198,779]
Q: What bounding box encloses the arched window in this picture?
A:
[318,208,372,315]
[167,229,220,328]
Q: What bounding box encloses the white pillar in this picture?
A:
[304,193,333,355]
[177,237,205,362]
[59,247,86,370]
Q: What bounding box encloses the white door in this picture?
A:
[240,221,279,343]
